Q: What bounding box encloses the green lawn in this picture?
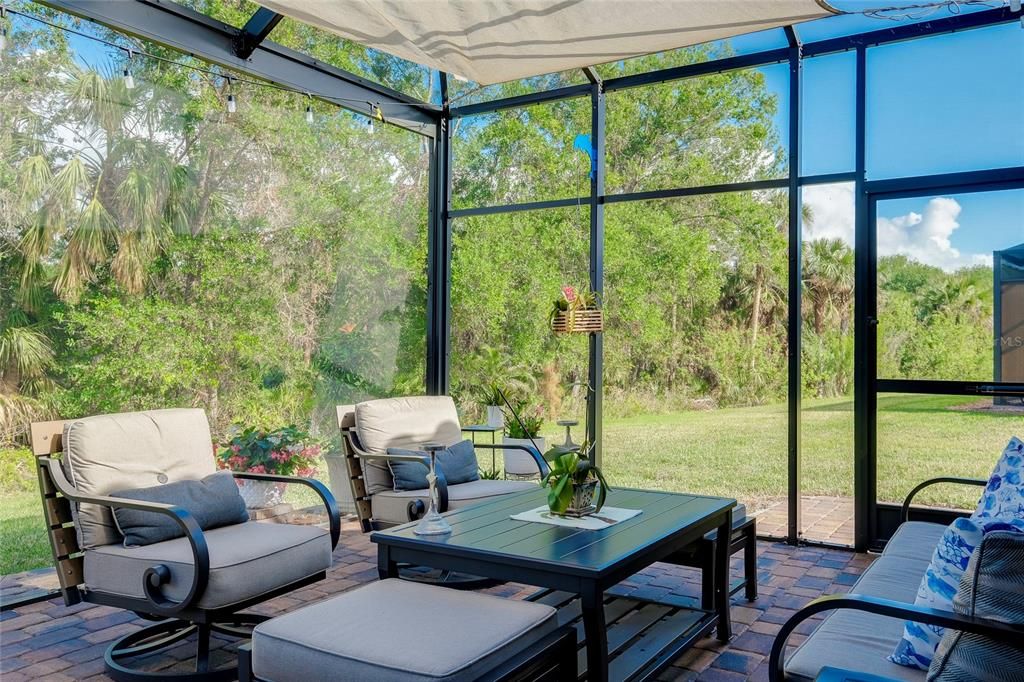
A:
[1,393,1018,575]
[1,491,52,576]
[601,394,1018,513]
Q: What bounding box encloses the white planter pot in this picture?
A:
[503,437,545,478]
[485,405,505,428]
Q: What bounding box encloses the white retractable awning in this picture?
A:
[257,0,837,85]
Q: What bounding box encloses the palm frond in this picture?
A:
[110,231,147,294]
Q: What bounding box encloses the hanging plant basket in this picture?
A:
[551,308,604,334]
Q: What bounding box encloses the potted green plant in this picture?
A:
[217,425,320,508]
[540,442,610,517]
[479,384,505,428]
[550,284,603,334]
[503,403,546,478]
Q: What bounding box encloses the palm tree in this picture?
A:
[803,238,854,335]
[9,64,206,307]
[0,309,55,443]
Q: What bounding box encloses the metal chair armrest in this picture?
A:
[232,471,341,549]
[769,593,1024,681]
[41,456,210,616]
[901,477,988,522]
[472,442,550,476]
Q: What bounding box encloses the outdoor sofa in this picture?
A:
[769,477,1024,681]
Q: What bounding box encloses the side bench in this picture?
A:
[239,579,576,682]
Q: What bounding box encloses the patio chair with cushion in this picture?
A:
[30,408,341,682]
[337,396,549,531]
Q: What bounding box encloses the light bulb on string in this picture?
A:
[305,94,314,124]
[123,49,135,90]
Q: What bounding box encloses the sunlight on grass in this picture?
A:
[603,394,1019,513]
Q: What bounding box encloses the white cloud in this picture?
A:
[802,183,991,272]
[803,183,855,246]
[877,197,992,272]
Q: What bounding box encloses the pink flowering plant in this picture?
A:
[552,282,598,323]
[551,284,598,316]
[216,425,320,478]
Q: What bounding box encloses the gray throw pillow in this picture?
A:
[110,471,250,547]
[927,530,1024,681]
[389,440,480,491]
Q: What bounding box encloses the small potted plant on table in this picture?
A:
[217,425,320,509]
[541,441,610,517]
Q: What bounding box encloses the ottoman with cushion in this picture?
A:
[239,579,576,682]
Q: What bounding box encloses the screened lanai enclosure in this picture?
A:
[1,0,1022,583]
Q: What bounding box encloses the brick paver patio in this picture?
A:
[756,496,856,547]
[0,517,876,682]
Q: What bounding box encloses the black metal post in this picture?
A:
[588,81,605,466]
[784,26,802,546]
[852,45,875,552]
[232,8,283,60]
[426,73,453,395]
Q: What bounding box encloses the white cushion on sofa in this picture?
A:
[371,479,535,524]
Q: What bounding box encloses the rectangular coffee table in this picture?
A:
[372,487,735,682]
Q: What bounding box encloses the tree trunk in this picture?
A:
[750,265,763,371]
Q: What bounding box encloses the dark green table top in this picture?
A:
[371,487,735,579]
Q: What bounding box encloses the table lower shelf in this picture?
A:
[527,589,718,682]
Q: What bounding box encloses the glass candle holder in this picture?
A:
[413,442,452,536]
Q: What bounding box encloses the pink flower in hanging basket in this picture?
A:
[562,285,576,302]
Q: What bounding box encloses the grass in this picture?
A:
[1,393,1018,575]
[601,394,1018,513]
[0,491,51,576]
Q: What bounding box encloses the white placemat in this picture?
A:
[510,505,642,530]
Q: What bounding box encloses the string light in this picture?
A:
[1,5,432,134]
[305,94,314,124]
[123,49,135,90]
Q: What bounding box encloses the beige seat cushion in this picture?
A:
[786,554,931,682]
[355,396,464,495]
[63,409,217,548]
[882,521,946,563]
[251,578,558,682]
[372,479,536,525]
[84,522,331,610]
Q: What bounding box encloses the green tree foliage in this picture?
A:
[0,11,999,445]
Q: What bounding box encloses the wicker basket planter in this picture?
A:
[551,309,603,334]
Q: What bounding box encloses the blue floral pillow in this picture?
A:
[889,516,1024,670]
[975,436,1024,519]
